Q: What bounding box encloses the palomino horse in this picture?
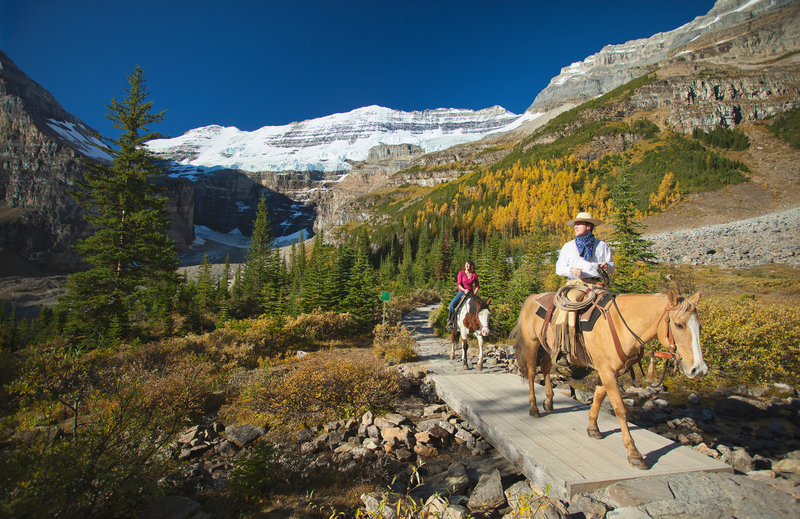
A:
[450,295,491,370]
[510,289,707,469]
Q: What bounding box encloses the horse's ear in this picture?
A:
[689,289,703,304]
[667,288,679,307]
[486,297,492,306]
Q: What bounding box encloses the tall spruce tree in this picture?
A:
[59,67,179,343]
[609,168,658,293]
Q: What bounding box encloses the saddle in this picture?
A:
[449,293,474,328]
[534,286,614,368]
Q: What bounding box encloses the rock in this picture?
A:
[374,413,408,429]
[361,410,374,426]
[414,445,439,458]
[411,462,470,501]
[418,418,456,435]
[504,481,534,510]
[216,440,239,458]
[568,495,608,519]
[224,424,265,448]
[296,429,313,443]
[722,448,756,473]
[773,458,800,474]
[715,396,775,419]
[467,469,505,512]
[459,450,519,488]
[178,426,201,445]
[605,507,652,519]
[607,478,673,507]
[454,429,476,449]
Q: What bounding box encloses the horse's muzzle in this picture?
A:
[480,327,490,337]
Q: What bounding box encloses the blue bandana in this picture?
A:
[575,233,596,261]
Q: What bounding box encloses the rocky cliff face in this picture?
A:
[190,168,315,240]
[528,0,800,113]
[0,51,194,272]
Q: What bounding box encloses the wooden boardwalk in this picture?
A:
[432,373,732,500]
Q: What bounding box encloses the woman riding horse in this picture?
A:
[447,260,480,331]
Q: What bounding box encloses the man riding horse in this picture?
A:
[555,211,614,286]
[551,212,615,357]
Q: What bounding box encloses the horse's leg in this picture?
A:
[592,371,648,470]
[541,353,555,414]
[476,334,484,371]
[461,337,469,369]
[525,336,541,418]
[587,383,606,439]
[450,330,456,360]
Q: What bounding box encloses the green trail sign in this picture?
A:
[379,291,391,302]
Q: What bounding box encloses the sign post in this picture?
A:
[379,291,391,326]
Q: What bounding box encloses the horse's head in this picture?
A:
[477,297,491,337]
[659,289,707,379]
[466,296,491,337]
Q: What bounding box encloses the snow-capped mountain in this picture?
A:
[148,105,540,177]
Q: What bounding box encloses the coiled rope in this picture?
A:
[553,284,597,312]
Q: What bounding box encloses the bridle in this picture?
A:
[607,297,699,385]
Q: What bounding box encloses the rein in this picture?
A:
[607,298,698,385]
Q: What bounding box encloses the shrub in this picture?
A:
[283,310,355,343]
[259,352,402,428]
[699,297,800,386]
[428,305,448,335]
[373,323,419,364]
[2,373,182,518]
[387,289,441,320]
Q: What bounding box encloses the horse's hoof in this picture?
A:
[543,401,553,414]
[462,364,469,370]
[627,456,648,470]
[449,353,455,360]
[477,363,483,371]
[529,408,540,418]
[587,427,604,439]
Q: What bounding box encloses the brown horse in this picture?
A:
[510,289,706,469]
[450,295,491,370]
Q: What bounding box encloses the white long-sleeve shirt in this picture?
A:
[555,239,615,280]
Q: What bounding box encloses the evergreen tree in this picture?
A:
[342,246,379,329]
[413,224,432,286]
[58,67,179,344]
[609,168,658,293]
[301,231,336,312]
[217,254,231,303]
[196,254,215,313]
[398,231,415,291]
[433,228,453,286]
[239,194,275,313]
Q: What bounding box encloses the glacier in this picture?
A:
[148,105,541,177]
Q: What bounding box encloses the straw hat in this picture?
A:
[565,212,603,228]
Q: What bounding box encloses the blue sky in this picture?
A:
[1,0,717,139]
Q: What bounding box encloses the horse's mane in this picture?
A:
[672,297,696,319]
[470,294,490,310]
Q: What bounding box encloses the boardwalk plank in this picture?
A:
[432,372,732,499]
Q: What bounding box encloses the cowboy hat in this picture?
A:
[565,212,603,227]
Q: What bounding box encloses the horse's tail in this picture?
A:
[509,302,529,379]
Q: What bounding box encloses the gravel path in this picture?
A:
[645,207,800,268]
[400,303,510,377]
